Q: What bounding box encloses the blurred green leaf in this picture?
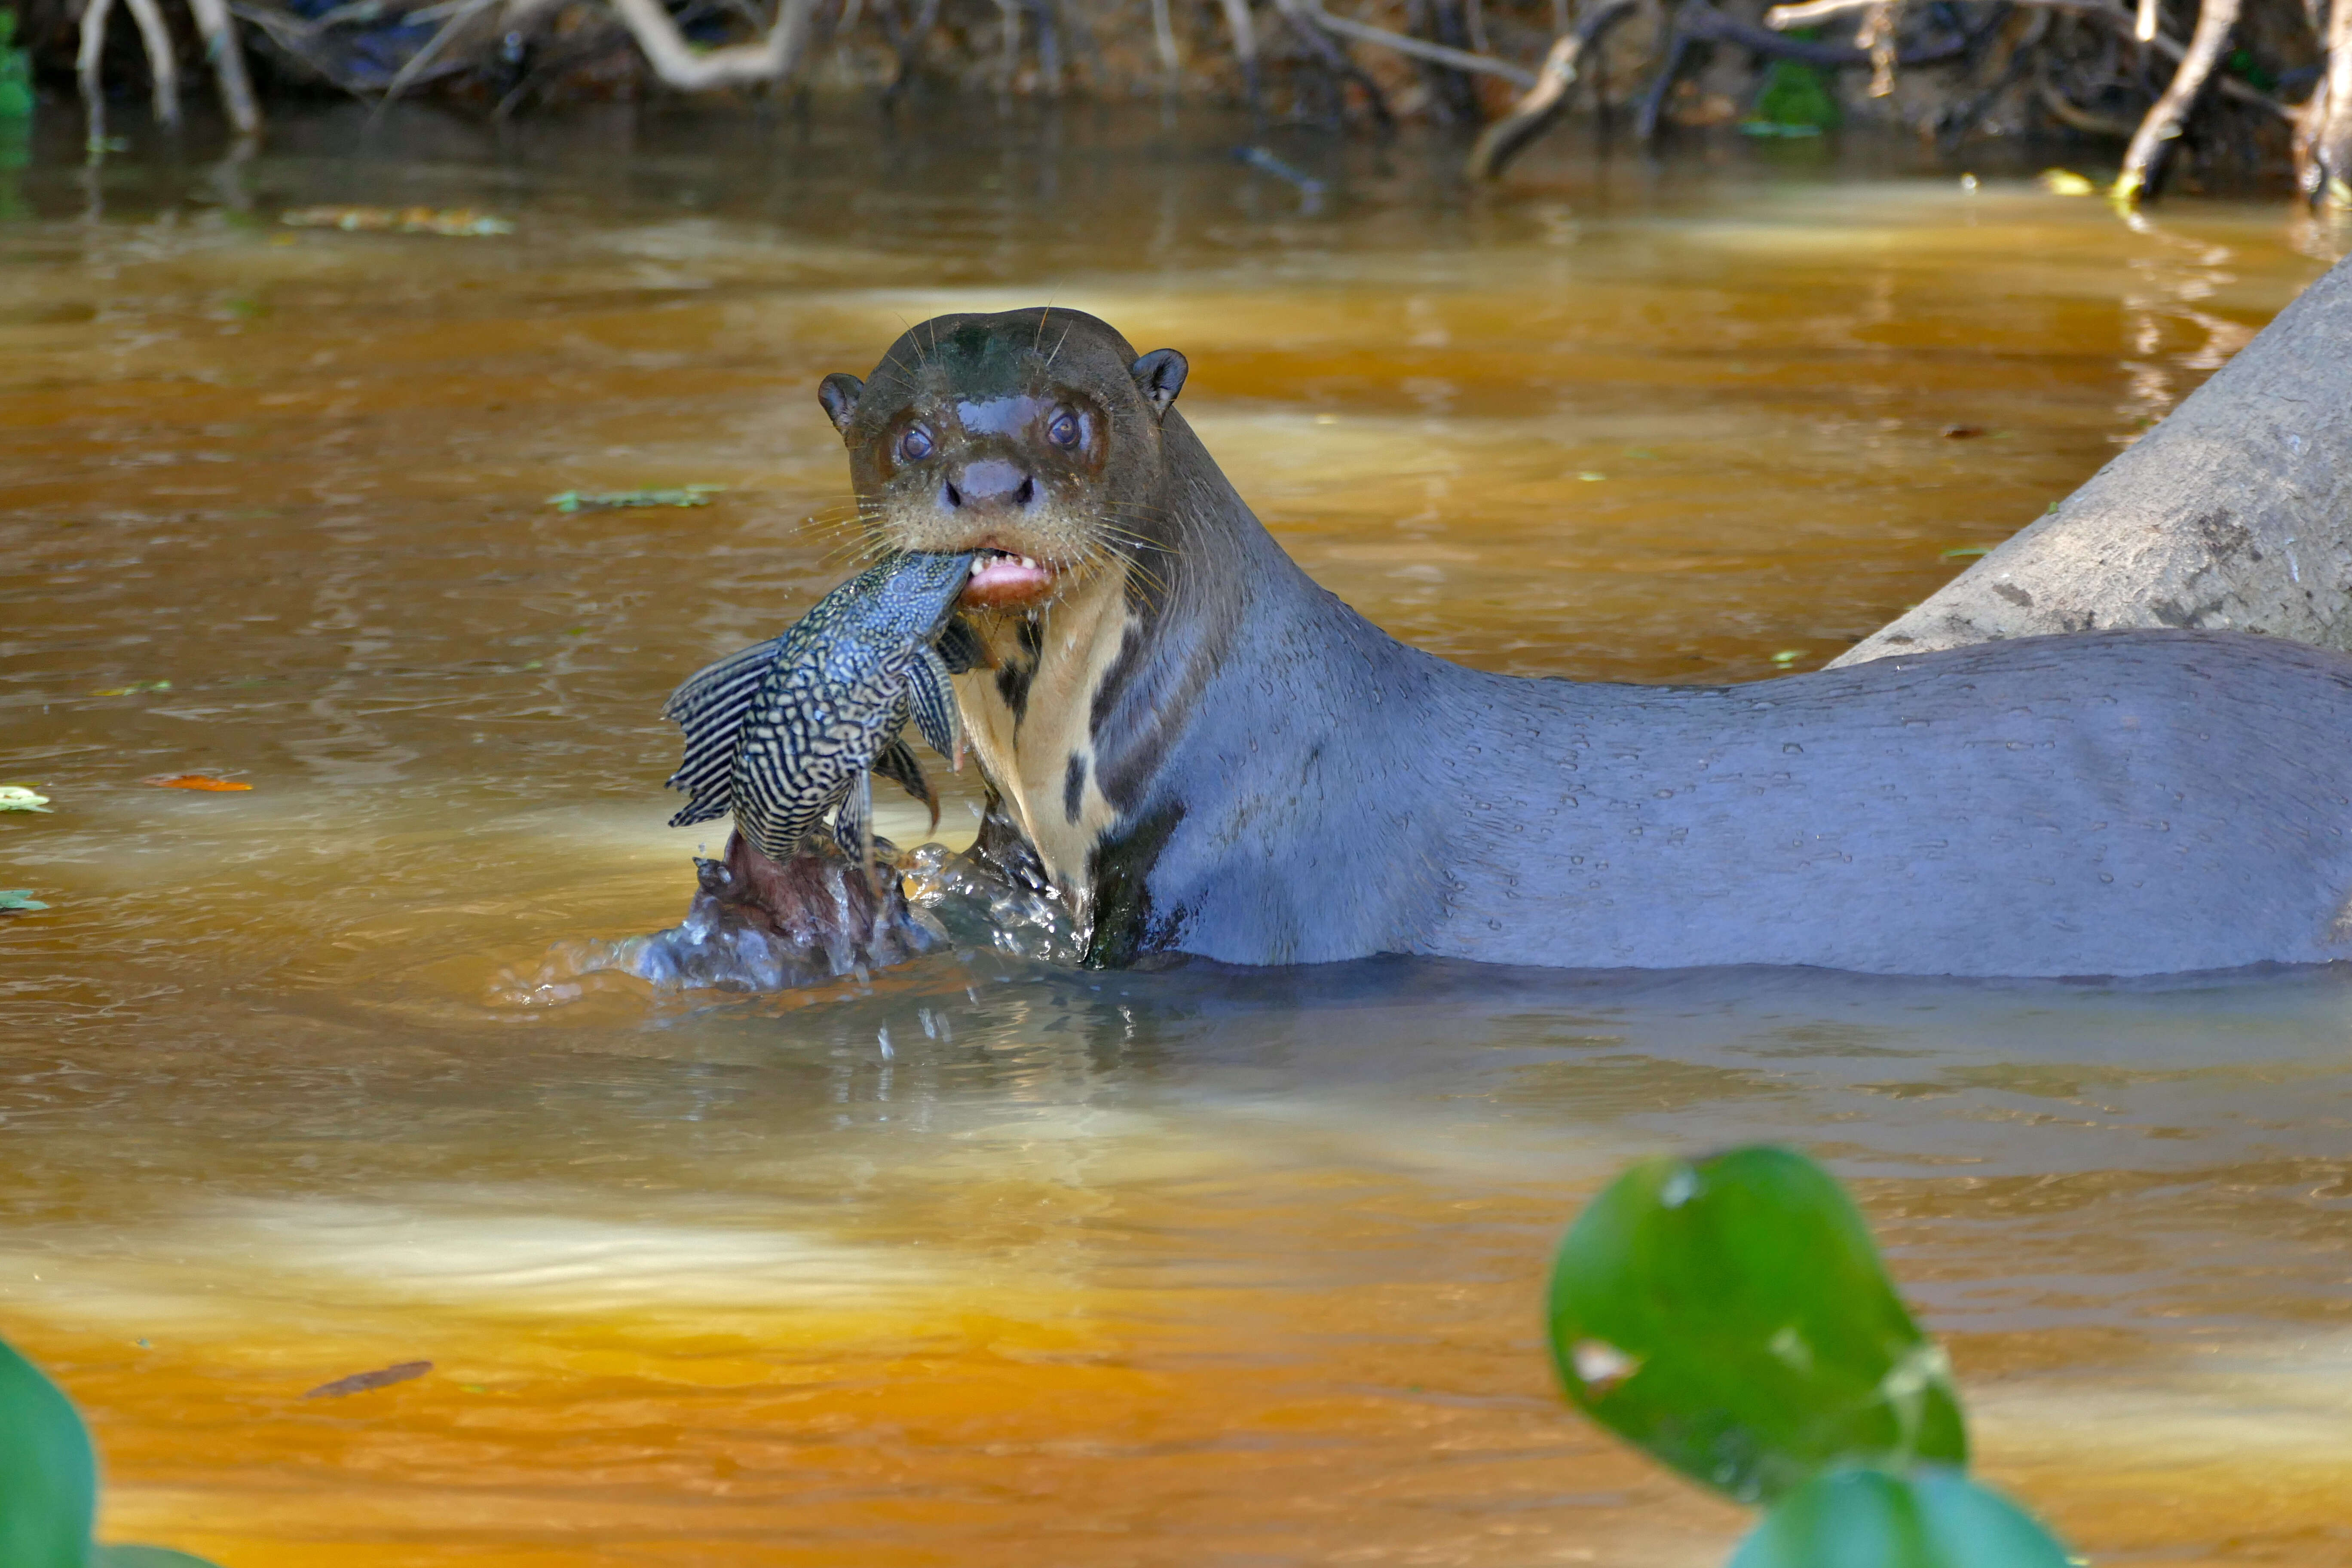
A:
[0,9,31,122]
[93,1547,229,1567]
[1545,1145,1966,1504]
[1728,1467,2073,1568]
[0,1335,98,1568]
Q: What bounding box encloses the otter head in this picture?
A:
[818,308,1188,612]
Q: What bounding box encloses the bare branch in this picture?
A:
[1466,0,1640,178]
[186,0,262,134]
[2114,0,2241,199]
[122,0,182,126]
[1766,0,2289,119]
[375,0,503,109]
[606,0,820,89]
[78,0,118,145]
[1298,2,1536,86]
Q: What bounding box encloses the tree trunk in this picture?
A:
[1834,250,2352,668]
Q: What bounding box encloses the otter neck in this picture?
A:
[950,562,1142,902]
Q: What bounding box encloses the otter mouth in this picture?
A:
[961,547,1059,608]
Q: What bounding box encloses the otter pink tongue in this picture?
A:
[964,551,1055,603]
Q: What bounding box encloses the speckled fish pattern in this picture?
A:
[663,551,975,862]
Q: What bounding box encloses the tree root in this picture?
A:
[2295,0,2352,206]
[79,0,263,144]
[1465,0,1639,178]
[2113,0,2241,203]
[605,0,818,88]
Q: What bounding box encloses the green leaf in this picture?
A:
[0,1335,98,1568]
[1545,1145,1966,1504]
[94,1547,229,1568]
[1728,1467,2074,1568]
[0,889,51,911]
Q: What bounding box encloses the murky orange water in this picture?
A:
[5,101,2352,1566]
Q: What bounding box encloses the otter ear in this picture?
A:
[818,374,864,435]
[1130,349,1187,420]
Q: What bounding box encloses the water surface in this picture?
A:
[4,102,2352,1566]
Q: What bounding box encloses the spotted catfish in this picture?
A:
[663,551,980,880]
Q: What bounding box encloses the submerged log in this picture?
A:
[1834,251,2352,668]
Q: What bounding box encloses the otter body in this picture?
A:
[815,308,2352,979]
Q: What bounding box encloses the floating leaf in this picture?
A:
[142,775,252,792]
[1940,545,1995,560]
[279,205,514,237]
[304,1360,431,1399]
[0,786,50,812]
[1771,650,1804,666]
[546,485,723,513]
[0,889,48,912]
[1727,1467,2073,1568]
[0,1335,98,1568]
[2038,169,2096,196]
[1546,1145,1966,1504]
[91,680,171,697]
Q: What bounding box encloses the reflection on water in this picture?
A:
[3,101,2350,1565]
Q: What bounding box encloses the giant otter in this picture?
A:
[803,307,2352,979]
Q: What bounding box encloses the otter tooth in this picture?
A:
[1020,556,1037,569]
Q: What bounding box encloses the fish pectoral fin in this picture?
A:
[835,769,881,890]
[873,735,940,830]
[907,646,965,771]
[933,615,984,676]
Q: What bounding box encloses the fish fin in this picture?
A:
[873,734,940,830]
[661,637,779,818]
[834,770,880,891]
[667,798,732,830]
[907,646,965,771]
[933,615,984,675]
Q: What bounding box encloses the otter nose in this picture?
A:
[941,458,1036,512]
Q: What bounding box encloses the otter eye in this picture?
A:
[897,424,934,462]
[1046,409,1081,449]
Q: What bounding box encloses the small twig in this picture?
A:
[1767,0,2286,116]
[77,0,118,148]
[122,0,182,127]
[373,0,503,113]
[1271,0,1396,126]
[994,0,1019,89]
[1298,2,1535,86]
[1701,0,1967,68]
[2038,70,2138,134]
[606,0,819,88]
[2113,0,2241,201]
[1216,0,1262,116]
[1856,0,1896,95]
[1635,25,1688,137]
[2294,0,2352,203]
[1149,0,1178,81]
[1466,0,1640,178]
[879,0,941,97]
[186,0,261,133]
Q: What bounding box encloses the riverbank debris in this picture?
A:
[0,787,50,812]
[0,890,49,911]
[2039,168,2098,195]
[279,206,514,237]
[548,484,722,513]
[303,1360,432,1399]
[92,680,171,696]
[142,774,252,792]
